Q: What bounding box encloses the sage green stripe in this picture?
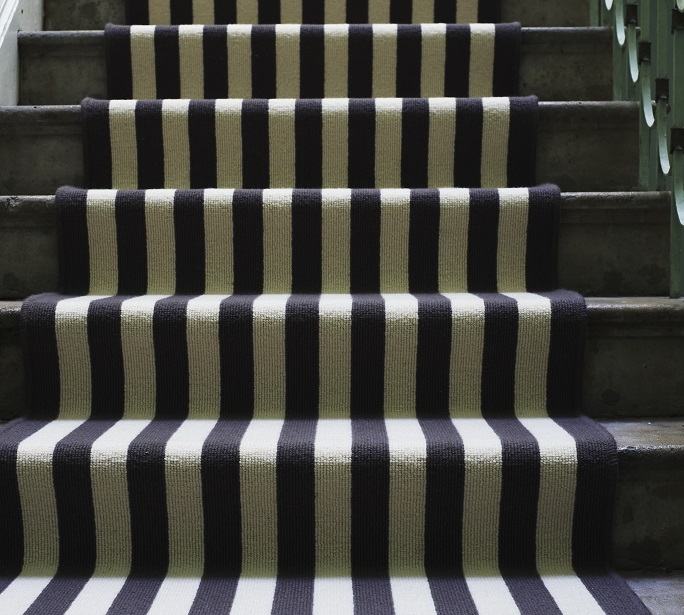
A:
[203,189,235,294]
[438,189,470,293]
[428,98,456,188]
[268,99,296,188]
[321,189,352,293]
[324,26,349,98]
[215,100,243,188]
[109,100,138,190]
[318,295,352,418]
[383,295,418,417]
[179,25,205,98]
[375,98,403,188]
[420,24,446,97]
[86,190,118,295]
[130,26,157,99]
[496,188,529,291]
[145,190,176,294]
[276,25,301,98]
[481,97,511,188]
[380,190,411,293]
[373,25,398,97]
[322,99,349,188]
[162,99,191,189]
[262,190,293,293]
[468,24,496,97]
[227,27,252,99]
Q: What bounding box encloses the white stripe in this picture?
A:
[64,577,128,615]
[230,577,278,614]
[0,576,55,614]
[313,577,354,615]
[148,577,203,615]
[390,576,437,615]
[86,190,118,295]
[538,573,607,615]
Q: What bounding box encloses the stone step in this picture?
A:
[0,101,639,195]
[623,572,684,615]
[1,297,683,420]
[0,191,669,300]
[17,28,612,106]
[43,0,593,31]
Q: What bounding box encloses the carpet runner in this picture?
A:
[0,0,653,613]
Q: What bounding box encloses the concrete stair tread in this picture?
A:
[17,27,613,105]
[624,572,684,615]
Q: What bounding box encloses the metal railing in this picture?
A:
[595,0,684,297]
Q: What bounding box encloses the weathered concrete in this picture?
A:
[624,572,684,615]
[0,191,669,300]
[0,102,640,195]
[43,0,592,30]
[17,28,613,105]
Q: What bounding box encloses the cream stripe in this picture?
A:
[389,577,437,615]
[280,0,303,26]
[192,0,215,24]
[17,420,85,574]
[0,577,55,613]
[162,99,191,189]
[420,24,446,97]
[322,99,349,188]
[313,577,354,615]
[204,189,235,293]
[468,25,496,97]
[230,577,278,614]
[386,418,426,571]
[130,26,157,99]
[227,27,253,98]
[276,25,301,98]
[64,577,129,615]
[86,191,118,295]
[90,419,151,576]
[481,97,511,188]
[148,577,203,615]
[121,295,167,419]
[506,293,552,417]
[109,100,138,190]
[447,293,486,417]
[215,100,243,187]
[165,420,218,573]
[324,26,349,98]
[179,25,205,98]
[187,296,224,419]
[375,98,403,188]
[314,419,353,573]
[324,0,345,23]
[373,25,398,97]
[428,98,456,188]
[149,0,171,25]
[145,190,176,294]
[268,99,296,188]
[497,189,530,292]
[239,419,285,574]
[437,189,470,293]
[456,0,480,24]
[412,0,434,24]
[262,189,293,293]
[539,574,607,615]
[383,294,418,417]
[56,296,101,419]
[368,0,391,23]
[318,295,352,418]
[321,189,352,293]
[236,0,258,24]
[452,417,520,615]
[252,295,288,418]
[380,189,411,293]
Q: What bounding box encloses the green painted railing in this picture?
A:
[596,0,684,297]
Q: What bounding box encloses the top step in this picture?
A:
[44,0,591,30]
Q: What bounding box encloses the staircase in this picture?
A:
[0,0,683,613]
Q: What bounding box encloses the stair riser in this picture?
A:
[43,0,592,31]
[17,29,612,106]
[0,103,639,195]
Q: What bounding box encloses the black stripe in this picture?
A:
[203,27,229,98]
[285,296,319,418]
[401,98,429,187]
[348,99,376,188]
[571,570,653,615]
[350,295,385,418]
[24,578,91,615]
[396,25,422,96]
[295,100,323,188]
[88,297,126,420]
[231,191,264,293]
[507,96,538,187]
[272,577,315,615]
[126,0,149,24]
[525,184,560,291]
[291,190,322,293]
[444,25,470,97]
[408,190,440,293]
[302,0,324,24]
[348,26,373,97]
[106,576,165,614]
[56,187,90,295]
[466,189,499,291]
[300,26,325,98]
[346,0,368,23]
[190,577,239,614]
[153,297,190,419]
[493,24,521,97]
[219,295,257,419]
[189,100,217,189]
[258,0,280,25]
[241,100,270,189]
[453,98,483,188]
[479,293,518,418]
[252,26,277,98]
[434,0,455,23]
[390,0,412,24]
[154,27,181,99]
[174,190,206,294]
[115,190,148,295]
[105,25,133,99]
[135,100,165,189]
[215,0,237,24]
[82,99,112,190]
[350,190,381,293]
[170,0,193,25]
[478,0,502,22]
